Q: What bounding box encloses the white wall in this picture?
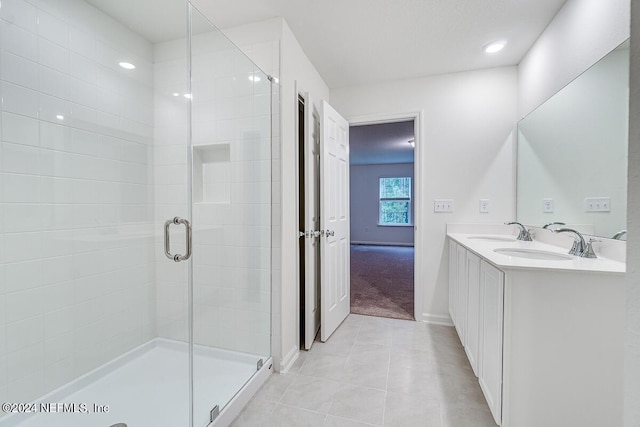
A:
[0,0,155,405]
[518,0,630,118]
[331,67,518,324]
[350,163,414,245]
[626,2,640,425]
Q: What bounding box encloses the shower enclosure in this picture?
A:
[0,0,273,426]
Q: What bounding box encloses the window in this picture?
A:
[379,177,412,225]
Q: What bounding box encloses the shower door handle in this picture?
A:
[164,217,192,262]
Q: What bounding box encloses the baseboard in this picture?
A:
[420,313,453,326]
[279,345,299,373]
[351,241,414,247]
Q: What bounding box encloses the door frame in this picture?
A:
[347,110,423,322]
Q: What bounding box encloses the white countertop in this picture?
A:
[447,232,626,274]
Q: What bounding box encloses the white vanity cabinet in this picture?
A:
[447,235,624,427]
[449,240,503,423]
[478,260,504,424]
[464,250,481,376]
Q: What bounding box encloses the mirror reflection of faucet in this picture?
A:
[612,230,627,240]
[505,221,533,241]
[543,221,566,230]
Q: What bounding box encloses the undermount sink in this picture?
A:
[468,235,517,242]
[493,248,573,261]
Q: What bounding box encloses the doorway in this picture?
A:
[349,121,416,320]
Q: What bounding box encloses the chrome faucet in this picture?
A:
[612,230,627,240]
[553,228,587,256]
[543,221,566,230]
[505,222,533,241]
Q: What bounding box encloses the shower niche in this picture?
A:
[193,144,231,204]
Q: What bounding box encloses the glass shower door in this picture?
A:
[189,6,272,426]
[0,0,192,426]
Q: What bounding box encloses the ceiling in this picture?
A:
[350,121,415,165]
[88,0,567,89]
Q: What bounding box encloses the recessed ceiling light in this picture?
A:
[172,93,180,97]
[56,115,64,120]
[484,41,506,54]
[119,61,136,70]
[184,93,192,99]
[248,75,261,82]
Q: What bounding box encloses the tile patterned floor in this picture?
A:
[231,314,498,427]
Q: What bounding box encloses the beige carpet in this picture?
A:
[350,245,414,320]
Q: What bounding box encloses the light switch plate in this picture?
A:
[585,197,610,212]
[542,198,554,213]
[479,199,490,213]
[434,199,454,213]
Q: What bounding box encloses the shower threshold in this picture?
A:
[0,339,269,427]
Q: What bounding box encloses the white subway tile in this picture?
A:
[69,52,97,84]
[43,307,73,339]
[2,173,41,203]
[38,37,69,73]
[39,120,71,151]
[39,65,70,100]
[44,331,73,365]
[6,287,43,323]
[37,10,68,47]
[41,230,73,257]
[40,281,73,313]
[39,93,71,123]
[1,82,39,118]
[69,26,96,60]
[2,142,40,175]
[41,255,74,286]
[1,112,39,147]
[4,259,43,293]
[0,0,38,33]
[6,316,43,353]
[1,20,38,61]
[1,50,38,89]
[2,231,42,263]
[3,203,42,233]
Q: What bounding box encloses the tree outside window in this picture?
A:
[379,177,411,225]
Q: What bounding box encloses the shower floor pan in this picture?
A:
[0,339,267,427]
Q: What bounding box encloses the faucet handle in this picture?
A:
[583,238,601,259]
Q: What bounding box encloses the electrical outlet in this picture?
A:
[479,199,490,213]
[542,198,554,213]
[585,197,611,212]
[434,199,454,213]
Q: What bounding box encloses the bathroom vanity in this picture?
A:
[447,225,625,427]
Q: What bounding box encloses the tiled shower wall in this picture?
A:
[0,0,156,404]
[153,27,278,357]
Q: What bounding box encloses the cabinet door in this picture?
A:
[465,251,481,377]
[448,240,457,326]
[455,244,468,346]
[479,260,504,425]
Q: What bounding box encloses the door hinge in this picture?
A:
[257,358,264,371]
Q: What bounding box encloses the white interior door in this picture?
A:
[320,100,350,342]
[304,93,321,350]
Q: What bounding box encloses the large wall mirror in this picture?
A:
[517,39,629,239]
